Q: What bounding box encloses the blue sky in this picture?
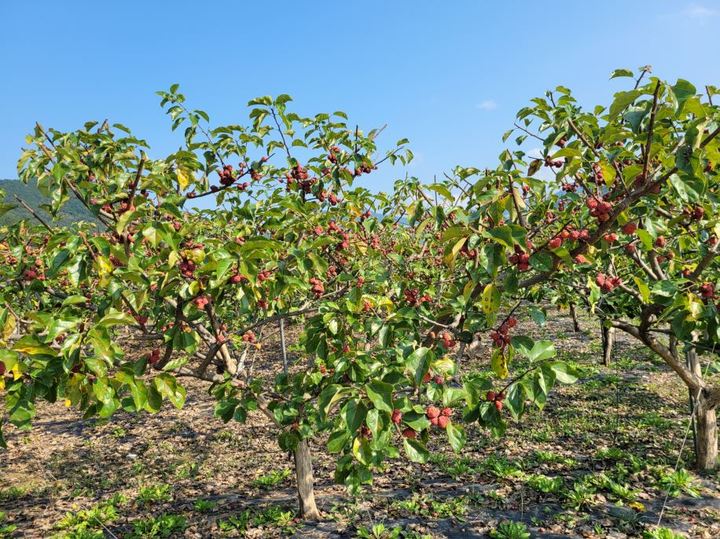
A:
[1,1,719,194]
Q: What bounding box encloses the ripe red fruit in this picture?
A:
[494,400,504,412]
[574,255,589,265]
[441,407,452,417]
[22,268,38,281]
[391,409,403,425]
[655,236,667,248]
[625,243,637,254]
[433,375,444,385]
[149,349,161,365]
[426,406,441,420]
[622,222,638,235]
[194,295,210,309]
[437,416,450,429]
[700,283,716,299]
[229,273,246,284]
[496,392,505,401]
[430,416,440,426]
[603,233,618,243]
[486,391,497,402]
[422,372,432,384]
[548,237,562,249]
[402,428,417,439]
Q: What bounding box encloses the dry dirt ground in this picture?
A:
[2,308,719,538]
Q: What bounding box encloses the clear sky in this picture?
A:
[1,1,719,193]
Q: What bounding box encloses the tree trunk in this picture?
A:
[695,396,718,471]
[569,304,581,332]
[294,439,320,520]
[601,324,615,366]
[686,348,718,471]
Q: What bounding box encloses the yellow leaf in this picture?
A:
[3,312,16,341]
[481,284,500,315]
[177,168,193,191]
[491,349,509,379]
[65,399,72,407]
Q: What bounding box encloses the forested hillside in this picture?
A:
[0,179,98,227]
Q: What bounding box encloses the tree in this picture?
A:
[493,68,720,469]
[0,88,567,519]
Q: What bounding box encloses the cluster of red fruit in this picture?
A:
[354,163,374,176]
[179,259,196,278]
[425,405,452,429]
[403,288,432,307]
[700,283,716,300]
[508,245,531,271]
[285,164,316,194]
[586,196,613,222]
[242,331,256,343]
[194,295,210,309]
[22,267,45,282]
[592,162,605,185]
[544,156,563,168]
[148,348,161,366]
[561,182,577,192]
[486,390,505,411]
[309,277,324,298]
[317,191,340,205]
[595,273,622,293]
[490,316,517,349]
[257,269,273,282]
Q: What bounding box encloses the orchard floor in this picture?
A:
[2,309,720,538]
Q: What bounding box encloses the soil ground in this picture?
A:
[2,308,719,538]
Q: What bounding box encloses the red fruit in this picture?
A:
[655,236,667,248]
[433,375,444,385]
[22,268,38,281]
[496,392,505,401]
[402,428,417,439]
[391,409,403,425]
[625,243,637,254]
[692,206,705,220]
[507,316,518,328]
[622,222,638,235]
[603,233,618,243]
[494,400,504,412]
[574,255,589,265]
[430,416,440,426]
[549,237,562,249]
[426,406,441,420]
[700,283,716,299]
[422,372,432,384]
[437,416,450,429]
[486,390,497,402]
[149,349,161,365]
[441,407,452,417]
[229,273,246,284]
[681,268,693,278]
[194,296,210,309]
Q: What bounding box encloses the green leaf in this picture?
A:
[365,381,393,413]
[526,340,556,362]
[610,68,634,79]
[405,347,433,386]
[403,438,429,463]
[446,423,466,452]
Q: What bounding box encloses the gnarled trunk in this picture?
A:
[294,439,320,519]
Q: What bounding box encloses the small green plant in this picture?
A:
[655,468,701,498]
[252,468,292,488]
[174,461,200,479]
[136,484,172,505]
[193,499,218,513]
[52,495,127,538]
[355,523,402,539]
[128,513,187,538]
[565,482,596,510]
[490,520,531,539]
[392,494,467,519]
[111,426,127,438]
[0,511,18,538]
[642,526,686,539]
[527,474,564,494]
[218,511,251,533]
